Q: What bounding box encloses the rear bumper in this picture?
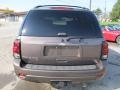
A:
[13,59,107,83]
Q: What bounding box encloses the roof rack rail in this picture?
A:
[34,5,89,10]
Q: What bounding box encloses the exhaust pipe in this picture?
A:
[81,83,87,90]
[51,81,69,89]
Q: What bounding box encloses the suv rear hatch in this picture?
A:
[19,10,103,66]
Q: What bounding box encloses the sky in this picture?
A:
[0,0,117,12]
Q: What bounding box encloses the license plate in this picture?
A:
[44,46,79,57]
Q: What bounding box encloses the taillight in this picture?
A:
[13,39,20,58]
[101,41,108,60]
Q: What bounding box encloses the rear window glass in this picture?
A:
[21,10,102,37]
[109,25,120,30]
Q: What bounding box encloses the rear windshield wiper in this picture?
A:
[66,36,83,41]
[66,36,99,41]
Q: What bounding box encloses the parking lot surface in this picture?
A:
[0,22,120,90]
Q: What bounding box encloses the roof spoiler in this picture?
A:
[34,5,89,10]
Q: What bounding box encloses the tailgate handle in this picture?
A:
[56,59,69,63]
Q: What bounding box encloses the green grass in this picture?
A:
[100,22,120,25]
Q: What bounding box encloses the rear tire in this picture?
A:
[116,36,120,45]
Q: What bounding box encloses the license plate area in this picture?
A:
[44,46,79,57]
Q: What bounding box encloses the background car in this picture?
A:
[102,24,120,44]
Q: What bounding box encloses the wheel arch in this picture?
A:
[115,35,120,43]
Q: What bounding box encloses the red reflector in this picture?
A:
[102,41,108,55]
[101,41,108,60]
[19,73,26,80]
[13,39,20,58]
[96,70,105,79]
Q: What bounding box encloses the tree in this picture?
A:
[110,0,120,21]
[93,8,102,17]
[4,8,14,14]
[0,8,14,14]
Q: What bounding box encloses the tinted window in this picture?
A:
[104,25,120,31]
[109,25,120,30]
[21,10,102,37]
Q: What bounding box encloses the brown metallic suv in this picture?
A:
[13,5,108,86]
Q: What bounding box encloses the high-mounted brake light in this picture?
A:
[50,7,72,10]
[13,39,20,58]
[101,41,108,60]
